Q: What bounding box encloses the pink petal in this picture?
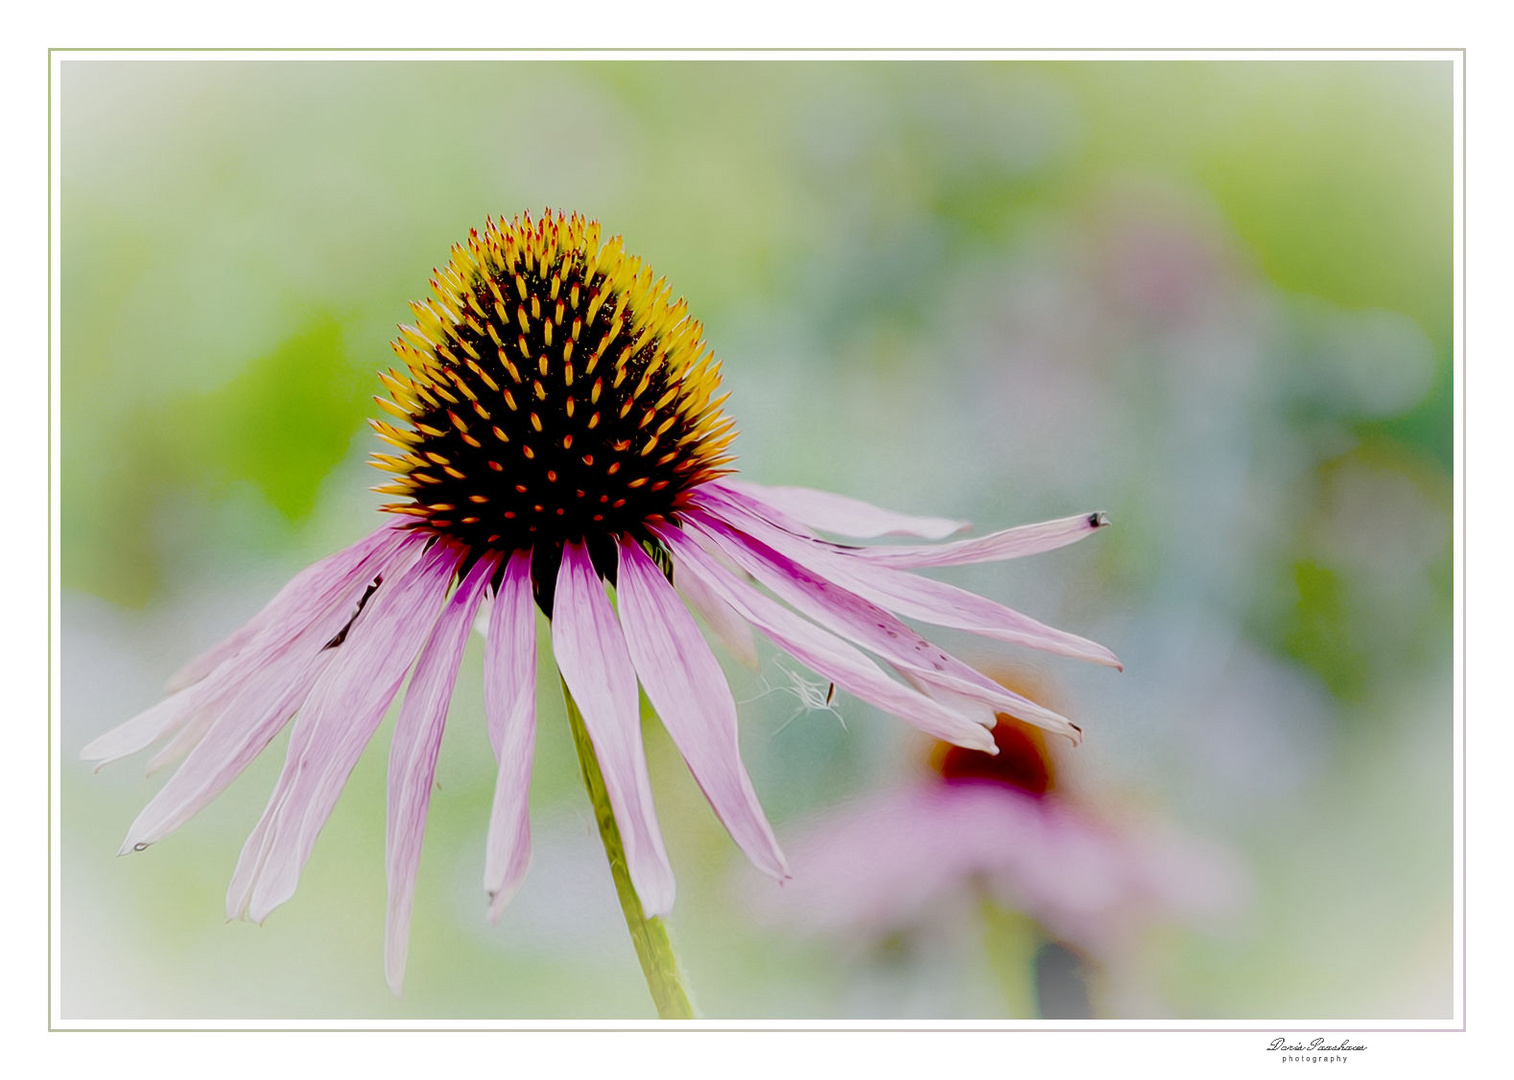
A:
[749,786,1012,935]
[143,705,223,777]
[164,524,410,693]
[656,525,996,752]
[115,531,430,851]
[686,514,1081,742]
[899,674,998,731]
[383,552,495,996]
[84,525,411,768]
[746,783,1156,957]
[551,540,676,917]
[81,689,203,772]
[119,655,333,854]
[674,561,760,670]
[851,511,1112,569]
[718,479,970,539]
[228,538,464,924]
[691,486,1122,670]
[617,538,787,880]
[163,623,259,696]
[750,784,1166,956]
[483,548,539,921]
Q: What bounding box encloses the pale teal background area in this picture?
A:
[61,60,1452,1020]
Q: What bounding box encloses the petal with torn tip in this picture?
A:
[483,548,539,921]
[617,538,787,879]
[552,541,676,917]
[719,479,970,539]
[227,539,463,924]
[657,525,996,752]
[384,552,494,995]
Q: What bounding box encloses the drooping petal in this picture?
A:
[119,657,333,855]
[850,511,1112,569]
[115,532,429,851]
[228,538,464,924]
[617,538,787,879]
[691,486,1122,670]
[164,524,410,693]
[483,548,539,921]
[719,479,970,539]
[384,552,495,996]
[84,525,411,769]
[551,540,676,916]
[674,558,760,669]
[657,525,996,752]
[686,514,1081,742]
[829,558,1122,670]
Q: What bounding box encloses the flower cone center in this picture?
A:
[371,210,736,554]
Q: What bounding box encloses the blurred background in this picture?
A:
[60,59,1453,1021]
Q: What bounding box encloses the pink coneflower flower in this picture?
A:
[749,713,1242,1015]
[83,210,1117,996]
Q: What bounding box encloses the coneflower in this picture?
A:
[747,712,1243,1017]
[84,210,1117,1015]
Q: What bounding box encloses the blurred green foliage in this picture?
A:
[1061,62,1453,470]
[186,317,367,520]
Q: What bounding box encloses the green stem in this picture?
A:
[561,675,696,1019]
[980,899,1042,1018]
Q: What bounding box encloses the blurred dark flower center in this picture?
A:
[934,718,1054,796]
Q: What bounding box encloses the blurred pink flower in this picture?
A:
[751,718,1244,970]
